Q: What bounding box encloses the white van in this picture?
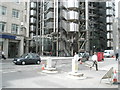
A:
[104,50,114,58]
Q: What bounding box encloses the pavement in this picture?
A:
[1,57,119,88]
[84,58,118,72]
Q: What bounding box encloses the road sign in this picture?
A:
[100,67,113,84]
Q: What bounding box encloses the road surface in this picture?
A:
[0,57,119,88]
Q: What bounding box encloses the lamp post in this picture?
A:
[33,36,42,54]
[93,46,95,53]
[42,0,44,56]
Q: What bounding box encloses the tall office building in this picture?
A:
[111,0,120,53]
[0,1,29,58]
[118,1,120,49]
[29,0,109,56]
[113,1,120,52]
[106,1,115,50]
[87,2,107,54]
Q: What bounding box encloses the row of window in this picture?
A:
[0,22,19,34]
[0,5,20,18]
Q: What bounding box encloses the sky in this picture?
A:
[115,0,120,17]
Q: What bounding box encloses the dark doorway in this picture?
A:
[8,42,19,58]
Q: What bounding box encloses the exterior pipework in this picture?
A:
[29,0,109,56]
[62,0,79,32]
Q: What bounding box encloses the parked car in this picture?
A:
[78,52,89,62]
[13,53,41,65]
[104,50,114,58]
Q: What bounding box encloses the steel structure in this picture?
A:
[29,0,113,56]
[106,1,115,50]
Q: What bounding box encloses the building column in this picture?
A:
[71,35,74,56]
[85,0,90,52]
[25,40,29,53]
[19,37,24,56]
[113,18,119,52]
[3,39,9,58]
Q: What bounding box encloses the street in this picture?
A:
[0,0,120,90]
[0,57,119,88]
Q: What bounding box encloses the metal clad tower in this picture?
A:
[29,0,108,56]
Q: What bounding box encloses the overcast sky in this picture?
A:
[115,0,120,17]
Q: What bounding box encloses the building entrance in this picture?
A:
[8,42,19,58]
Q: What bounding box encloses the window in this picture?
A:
[25,2,27,10]
[106,9,113,15]
[0,22,6,32]
[0,6,7,15]
[16,0,20,4]
[13,0,20,3]
[25,15,27,22]
[106,2,113,7]
[11,24,19,34]
[106,17,113,23]
[107,25,113,31]
[12,9,19,18]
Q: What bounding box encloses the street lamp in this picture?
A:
[33,36,41,54]
[93,46,95,53]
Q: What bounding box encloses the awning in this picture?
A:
[0,34,16,40]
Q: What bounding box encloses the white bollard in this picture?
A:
[42,57,58,73]
[72,59,78,73]
[46,57,52,68]
[68,58,85,79]
[72,59,75,73]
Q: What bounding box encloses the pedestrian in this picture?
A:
[2,51,6,60]
[73,52,79,72]
[74,52,79,61]
[90,52,98,71]
[115,53,119,61]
